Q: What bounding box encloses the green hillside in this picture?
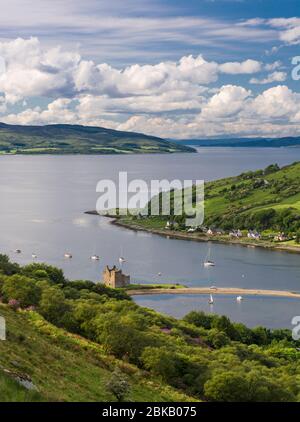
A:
[0,305,193,402]
[201,161,300,232]
[0,122,194,155]
[119,161,300,247]
[0,257,299,402]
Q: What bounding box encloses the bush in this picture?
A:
[106,368,130,402]
[2,275,41,307]
[39,287,71,327]
[0,254,20,276]
[21,263,66,285]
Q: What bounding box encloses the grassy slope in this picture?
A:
[203,161,300,222]
[0,123,194,155]
[0,304,195,402]
[114,162,300,248]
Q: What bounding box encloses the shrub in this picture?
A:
[2,275,41,307]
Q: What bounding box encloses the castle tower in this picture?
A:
[103,265,130,288]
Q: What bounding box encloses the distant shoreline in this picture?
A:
[85,211,300,255]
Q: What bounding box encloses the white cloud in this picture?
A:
[200,85,251,118]
[0,37,299,140]
[268,18,300,45]
[219,59,261,74]
[249,71,287,85]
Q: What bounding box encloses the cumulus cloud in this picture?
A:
[0,37,299,139]
[249,71,287,85]
[219,59,261,74]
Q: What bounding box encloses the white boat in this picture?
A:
[90,255,100,261]
[64,253,72,259]
[158,272,162,276]
[236,296,243,301]
[32,254,37,259]
[208,294,214,305]
[119,256,126,263]
[203,246,215,267]
[204,261,215,267]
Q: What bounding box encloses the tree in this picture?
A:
[0,254,20,276]
[141,347,178,382]
[21,263,66,285]
[39,286,70,327]
[211,315,239,340]
[2,275,41,307]
[204,372,249,402]
[106,368,130,402]
[94,315,150,363]
[207,329,230,349]
[183,311,213,329]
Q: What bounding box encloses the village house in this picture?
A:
[103,265,130,288]
[247,230,261,240]
[229,229,243,238]
[274,232,288,242]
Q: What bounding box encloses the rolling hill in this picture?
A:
[0,123,195,155]
[173,137,300,148]
[116,162,300,245]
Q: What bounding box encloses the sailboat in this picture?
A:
[90,255,100,261]
[208,294,214,305]
[236,296,243,302]
[119,246,126,263]
[203,245,215,267]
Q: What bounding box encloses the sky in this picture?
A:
[0,0,300,138]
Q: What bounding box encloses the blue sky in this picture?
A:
[0,0,299,138]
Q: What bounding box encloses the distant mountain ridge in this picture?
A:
[0,122,195,155]
[172,137,300,148]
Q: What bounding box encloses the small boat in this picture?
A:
[210,285,217,290]
[14,249,22,254]
[64,253,72,259]
[90,255,100,261]
[32,254,37,259]
[119,257,126,263]
[208,294,214,305]
[158,272,162,276]
[204,261,215,267]
[203,245,215,267]
[236,296,243,302]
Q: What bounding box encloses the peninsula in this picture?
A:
[0,122,195,155]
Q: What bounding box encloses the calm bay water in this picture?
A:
[0,147,300,328]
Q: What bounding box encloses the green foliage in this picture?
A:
[106,368,130,402]
[2,274,41,307]
[140,161,300,234]
[21,263,66,285]
[0,258,299,402]
[183,311,214,329]
[0,254,20,276]
[38,286,72,328]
